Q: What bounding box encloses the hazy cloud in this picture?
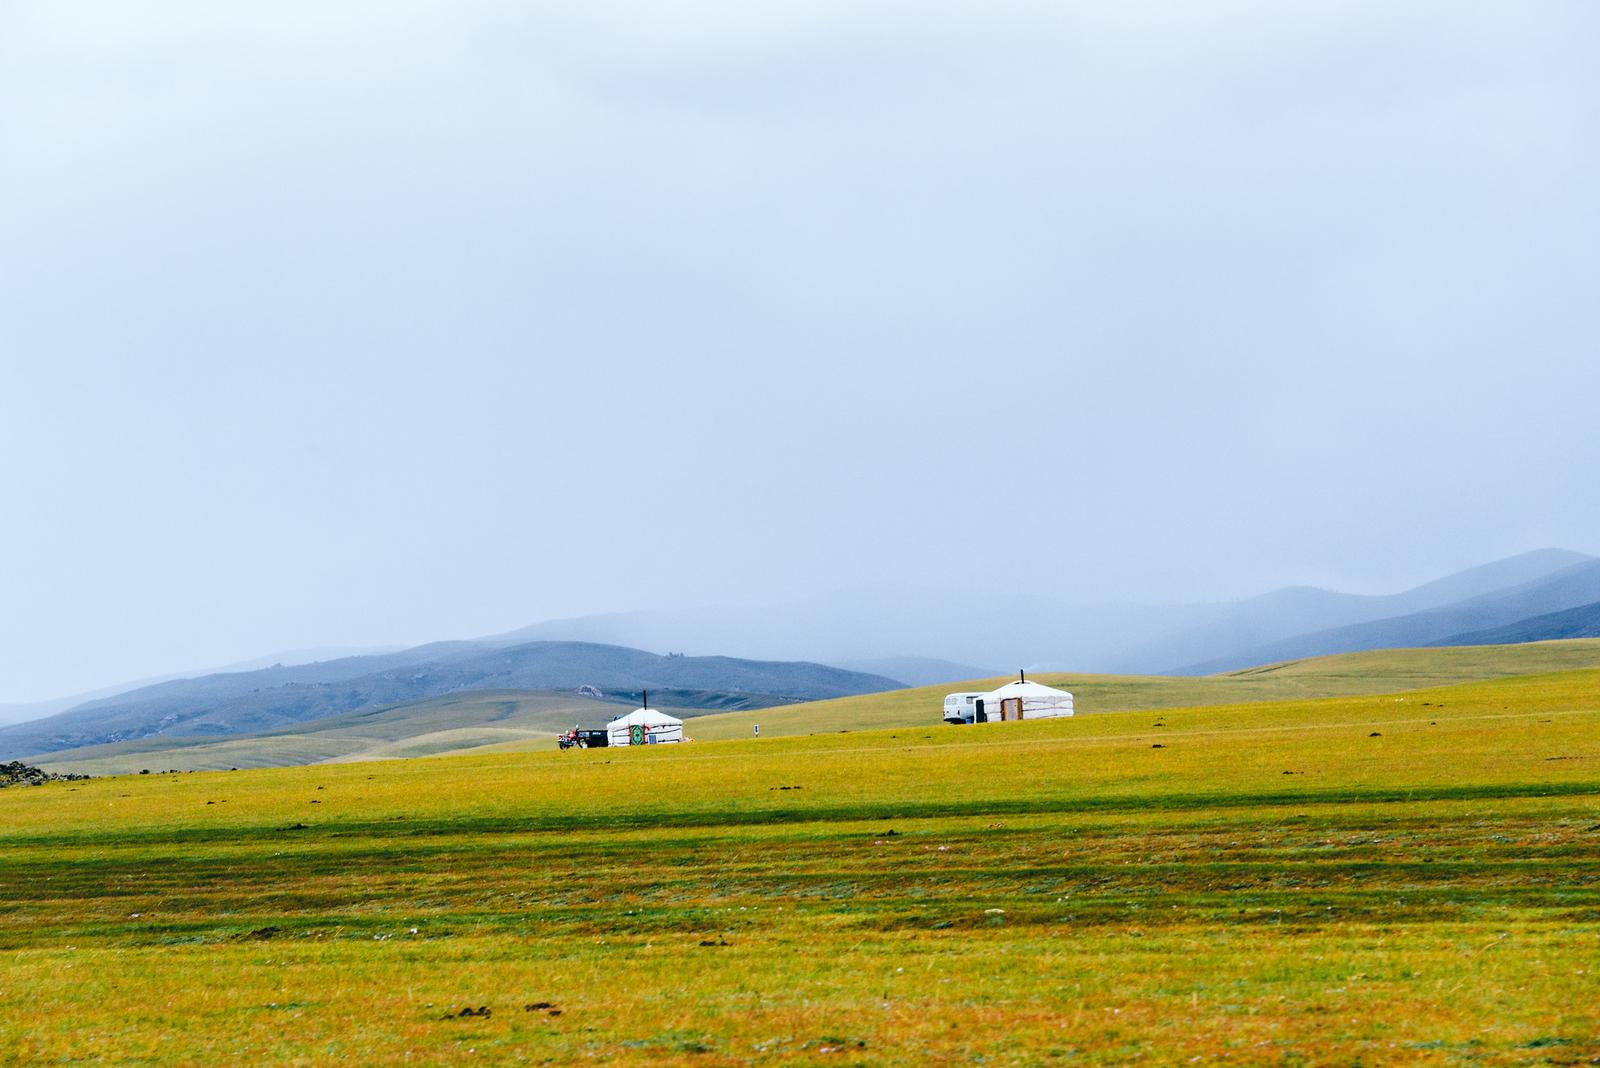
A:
[2,1,1597,699]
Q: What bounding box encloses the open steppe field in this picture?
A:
[28,691,698,777]
[33,640,1600,774]
[679,640,1600,742]
[3,667,1599,1065]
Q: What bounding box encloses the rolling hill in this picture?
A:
[22,691,645,775]
[0,643,899,762]
[1106,547,1592,672]
[7,549,1592,748]
[0,644,404,727]
[6,664,1600,1063]
[11,550,1600,772]
[37,638,1600,774]
[1434,599,1600,646]
[625,638,1600,742]
[482,549,1593,673]
[1174,558,1600,674]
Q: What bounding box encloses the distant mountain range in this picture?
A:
[0,643,899,760]
[7,547,1600,765]
[1433,599,1600,647]
[37,639,1600,777]
[0,645,400,728]
[1176,556,1600,674]
[479,548,1596,675]
[1108,548,1595,673]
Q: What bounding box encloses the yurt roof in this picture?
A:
[605,708,684,729]
[985,679,1072,699]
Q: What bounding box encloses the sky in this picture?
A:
[2,1,1598,702]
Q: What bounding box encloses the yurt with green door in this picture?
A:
[604,694,684,746]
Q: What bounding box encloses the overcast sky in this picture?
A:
[2,1,1597,701]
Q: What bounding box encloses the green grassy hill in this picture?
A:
[1,641,901,762]
[2,666,1598,1063]
[37,639,1600,773]
[31,690,711,775]
[589,637,1600,743]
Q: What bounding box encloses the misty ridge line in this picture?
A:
[2,547,1597,761]
[481,547,1596,672]
[0,641,907,760]
[2,547,1593,717]
[7,2,1597,758]
[387,548,1598,683]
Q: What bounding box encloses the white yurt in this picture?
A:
[977,674,1074,722]
[605,694,685,746]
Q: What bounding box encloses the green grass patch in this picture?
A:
[2,667,1599,1063]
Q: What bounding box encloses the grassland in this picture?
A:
[32,691,719,776]
[3,662,1598,1064]
[43,639,1600,773]
[677,638,1600,741]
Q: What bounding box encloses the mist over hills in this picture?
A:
[35,639,1600,777]
[7,547,1600,766]
[1106,548,1593,673]
[1433,600,1600,647]
[486,549,1594,675]
[1177,557,1600,675]
[0,643,898,760]
[823,657,998,688]
[0,645,402,728]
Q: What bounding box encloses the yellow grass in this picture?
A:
[2,665,1598,1064]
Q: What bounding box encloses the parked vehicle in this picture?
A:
[557,728,610,750]
[942,692,989,724]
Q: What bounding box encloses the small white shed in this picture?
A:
[605,707,685,746]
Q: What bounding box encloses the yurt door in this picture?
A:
[1001,698,1024,721]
